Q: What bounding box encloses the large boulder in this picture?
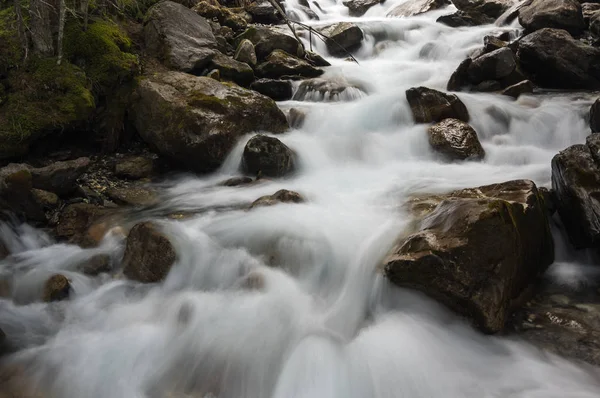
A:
[384,179,554,333]
[343,0,382,16]
[406,87,469,123]
[388,0,450,17]
[467,47,516,84]
[236,27,303,60]
[255,50,323,79]
[551,135,600,249]
[427,118,485,161]
[122,222,177,283]
[437,10,495,26]
[518,0,584,35]
[590,98,600,133]
[250,79,293,101]
[207,52,254,87]
[319,23,364,57]
[515,28,600,89]
[242,134,295,177]
[130,72,288,173]
[451,0,516,18]
[144,1,218,73]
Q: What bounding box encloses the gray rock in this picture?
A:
[235,26,303,60]
[255,50,323,79]
[293,78,367,102]
[144,1,218,73]
[591,98,600,133]
[388,0,449,17]
[467,47,516,84]
[437,10,495,26]
[245,0,284,24]
[234,39,258,67]
[451,0,516,18]
[343,0,382,16]
[208,52,255,86]
[427,118,485,161]
[242,134,295,177]
[319,22,364,57]
[501,80,534,98]
[519,0,585,34]
[250,79,293,101]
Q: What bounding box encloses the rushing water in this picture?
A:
[2,0,600,397]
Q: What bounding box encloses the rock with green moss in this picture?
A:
[256,50,323,79]
[193,1,248,32]
[384,179,554,333]
[235,26,303,60]
[0,58,95,159]
[235,39,258,67]
[144,1,218,72]
[130,72,288,172]
[208,52,254,86]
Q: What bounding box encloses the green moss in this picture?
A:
[0,58,95,158]
[0,6,22,72]
[65,19,139,94]
[187,91,229,111]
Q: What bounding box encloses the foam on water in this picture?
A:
[1,1,600,397]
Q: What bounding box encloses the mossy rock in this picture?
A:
[0,58,95,159]
[65,19,139,94]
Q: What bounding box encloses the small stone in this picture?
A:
[250,189,305,208]
[501,80,534,98]
[43,274,71,302]
[31,189,59,209]
[114,156,155,180]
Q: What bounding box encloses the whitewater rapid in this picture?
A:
[1,0,600,396]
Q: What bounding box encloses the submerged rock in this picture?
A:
[43,274,71,302]
[255,50,323,79]
[144,1,217,73]
[427,118,485,161]
[388,0,449,17]
[406,86,470,123]
[122,222,177,283]
[343,0,382,16]
[242,134,295,177]
[250,189,305,208]
[518,0,584,35]
[130,72,288,173]
[501,80,534,98]
[515,28,600,89]
[384,179,554,333]
[319,22,364,56]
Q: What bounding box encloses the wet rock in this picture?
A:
[467,47,516,84]
[207,52,255,86]
[293,78,367,102]
[538,186,557,216]
[473,80,502,92]
[56,203,113,246]
[406,86,470,123]
[105,186,159,207]
[384,179,554,333]
[451,0,516,18]
[255,50,323,79]
[515,28,600,89]
[31,189,59,209]
[483,35,507,53]
[122,222,177,283]
[115,156,155,180]
[193,1,248,32]
[0,166,45,223]
[236,26,303,60]
[218,176,254,186]
[250,79,293,101]
[427,118,485,161]
[551,135,600,249]
[343,0,382,16]
[447,58,472,91]
[144,1,218,73]
[234,39,258,67]
[287,108,307,128]
[388,0,449,17]
[78,254,112,276]
[518,0,584,35]
[437,10,495,26]
[305,51,331,67]
[245,0,284,24]
[319,22,364,57]
[43,274,71,302]
[250,189,305,208]
[590,98,600,133]
[242,135,295,177]
[130,72,288,173]
[29,157,90,196]
[501,80,534,98]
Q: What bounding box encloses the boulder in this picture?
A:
[406,87,470,123]
[43,274,71,302]
[242,134,295,177]
[29,157,90,196]
[551,135,600,249]
[293,78,367,102]
[144,1,217,73]
[501,80,534,98]
[451,0,516,18]
[319,22,364,57]
[467,47,516,84]
[207,52,255,86]
[105,186,159,207]
[245,0,284,24]
[130,72,288,173]
[234,39,258,67]
[115,156,155,180]
[447,58,473,91]
[343,0,382,16]
[518,0,584,35]
[192,1,247,32]
[473,80,502,92]
[384,179,554,333]
[437,10,495,26]
[388,0,450,17]
[515,28,600,89]
[250,189,305,208]
[236,26,303,60]
[122,222,177,283]
[56,203,113,246]
[255,50,323,79]
[250,79,293,101]
[427,118,485,161]
[591,98,600,133]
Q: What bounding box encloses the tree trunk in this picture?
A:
[80,0,89,30]
[56,0,66,65]
[14,0,28,60]
[30,0,55,55]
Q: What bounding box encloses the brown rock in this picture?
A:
[43,274,71,302]
[115,156,155,180]
[427,118,485,161]
[250,189,305,208]
[242,134,296,177]
[30,157,90,195]
[501,80,534,98]
[56,203,113,246]
[406,86,470,123]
